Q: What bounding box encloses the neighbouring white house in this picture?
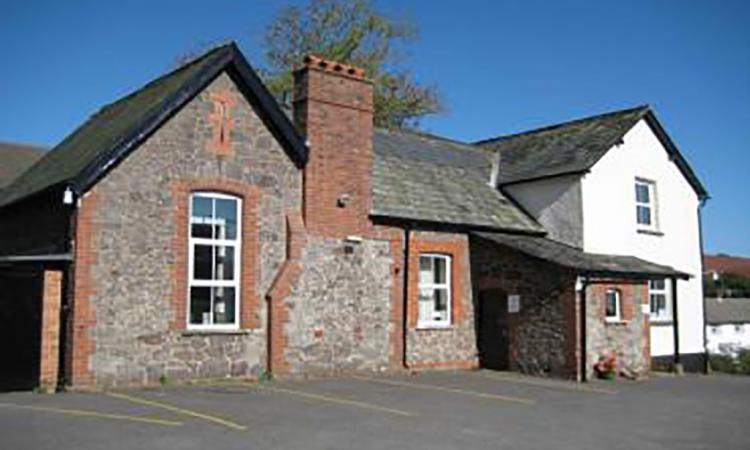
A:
[706,297,750,356]
[477,105,709,371]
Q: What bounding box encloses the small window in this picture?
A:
[188,193,241,329]
[711,326,721,335]
[418,254,452,328]
[635,179,658,230]
[649,279,671,321]
[735,325,744,334]
[605,289,621,322]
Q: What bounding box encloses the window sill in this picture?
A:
[605,320,629,326]
[416,324,453,331]
[649,320,673,326]
[637,229,664,237]
[181,329,252,337]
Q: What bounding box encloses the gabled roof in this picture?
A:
[0,42,307,208]
[372,128,544,233]
[706,297,750,325]
[475,106,708,200]
[474,232,690,279]
[0,142,45,190]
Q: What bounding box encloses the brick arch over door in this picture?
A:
[171,179,263,330]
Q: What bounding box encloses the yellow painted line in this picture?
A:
[256,385,416,417]
[0,402,182,427]
[477,371,618,395]
[107,392,247,431]
[352,375,536,405]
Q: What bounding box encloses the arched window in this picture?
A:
[188,192,242,329]
[605,289,621,322]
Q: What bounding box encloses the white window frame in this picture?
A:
[648,279,671,322]
[635,178,659,231]
[417,253,452,329]
[605,288,621,323]
[187,192,242,331]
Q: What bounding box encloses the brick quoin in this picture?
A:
[266,210,306,375]
[171,179,262,330]
[69,190,98,387]
[40,269,62,391]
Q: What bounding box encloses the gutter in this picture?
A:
[697,199,709,373]
[0,254,72,263]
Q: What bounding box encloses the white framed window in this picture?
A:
[649,279,671,322]
[635,178,658,231]
[605,289,621,322]
[188,192,242,330]
[418,254,452,328]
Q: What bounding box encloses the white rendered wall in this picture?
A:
[581,119,705,357]
[504,175,583,247]
[706,324,750,354]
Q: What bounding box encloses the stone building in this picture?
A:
[0,43,703,391]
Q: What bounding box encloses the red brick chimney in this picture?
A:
[293,55,374,237]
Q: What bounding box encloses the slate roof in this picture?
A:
[0,142,45,190]
[474,232,689,279]
[475,106,708,200]
[706,297,750,325]
[372,128,544,233]
[0,42,306,208]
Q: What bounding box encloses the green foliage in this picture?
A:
[738,349,750,374]
[709,350,750,375]
[710,354,737,374]
[159,374,170,386]
[704,273,750,298]
[262,0,441,129]
[258,370,274,384]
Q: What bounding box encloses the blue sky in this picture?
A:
[1,0,748,256]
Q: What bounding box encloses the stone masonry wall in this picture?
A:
[283,237,393,375]
[586,281,650,378]
[470,237,579,379]
[77,72,301,387]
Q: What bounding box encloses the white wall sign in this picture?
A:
[508,294,521,313]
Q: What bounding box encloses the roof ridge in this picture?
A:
[375,127,483,153]
[473,104,651,145]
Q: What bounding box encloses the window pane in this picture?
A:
[191,196,213,238]
[189,287,212,325]
[419,257,432,285]
[215,198,238,240]
[605,291,618,317]
[650,294,666,315]
[637,206,651,225]
[433,257,447,284]
[193,245,213,280]
[418,288,433,322]
[212,287,235,325]
[650,279,665,290]
[434,288,448,312]
[214,246,235,281]
[635,183,650,203]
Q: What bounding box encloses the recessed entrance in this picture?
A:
[478,288,509,370]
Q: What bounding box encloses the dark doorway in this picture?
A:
[0,269,42,392]
[478,289,509,370]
